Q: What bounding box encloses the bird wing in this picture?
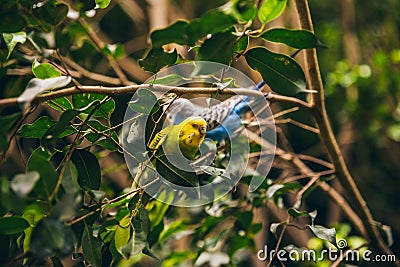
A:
[148,126,171,150]
[198,96,242,130]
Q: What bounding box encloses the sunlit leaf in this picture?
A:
[308,225,337,246]
[96,0,111,9]
[258,0,287,24]
[32,59,61,79]
[261,28,324,49]
[72,93,115,119]
[2,32,26,59]
[18,116,55,138]
[17,76,72,110]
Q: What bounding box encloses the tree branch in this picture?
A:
[0,84,311,110]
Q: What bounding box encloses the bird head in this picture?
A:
[178,117,207,149]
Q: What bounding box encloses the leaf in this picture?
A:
[196,32,235,64]
[266,184,284,198]
[47,97,73,111]
[17,76,71,110]
[128,89,159,114]
[27,149,58,199]
[18,116,55,138]
[234,35,249,52]
[96,0,112,9]
[10,171,40,198]
[102,43,125,59]
[186,10,236,45]
[152,74,184,85]
[0,216,30,235]
[261,28,323,49]
[258,0,287,24]
[72,93,115,119]
[32,59,61,79]
[84,120,119,151]
[30,218,75,259]
[199,166,236,188]
[41,109,80,148]
[33,2,68,26]
[308,225,337,246]
[139,47,178,73]
[150,20,189,47]
[245,47,307,95]
[121,229,147,259]
[0,10,26,33]
[2,32,26,59]
[71,149,101,191]
[82,222,102,267]
[223,0,257,23]
[115,215,131,257]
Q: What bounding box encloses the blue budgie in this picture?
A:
[166,80,266,142]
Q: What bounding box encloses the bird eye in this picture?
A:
[192,123,198,128]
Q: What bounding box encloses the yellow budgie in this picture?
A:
[149,116,207,160]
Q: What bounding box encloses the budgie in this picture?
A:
[149,116,207,160]
[166,80,266,142]
[146,116,207,188]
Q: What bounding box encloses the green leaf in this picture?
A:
[0,10,26,33]
[308,225,337,246]
[71,149,101,191]
[288,208,314,219]
[102,43,125,59]
[32,59,61,79]
[50,257,64,267]
[0,216,30,235]
[47,97,73,111]
[96,0,112,9]
[128,89,159,114]
[266,184,284,198]
[32,2,68,26]
[82,222,102,267]
[30,218,75,259]
[72,93,115,119]
[186,10,236,45]
[139,47,178,73]
[41,109,80,148]
[115,215,131,257]
[27,149,58,199]
[18,116,55,138]
[258,0,287,24]
[2,32,26,59]
[245,47,307,95]
[196,32,235,64]
[152,74,184,85]
[261,28,323,49]
[150,20,189,47]
[17,76,71,110]
[121,229,147,259]
[234,36,249,52]
[223,0,257,23]
[10,171,40,198]
[84,120,119,151]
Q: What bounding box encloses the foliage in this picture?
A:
[0,0,399,266]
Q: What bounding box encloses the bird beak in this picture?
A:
[199,125,206,136]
